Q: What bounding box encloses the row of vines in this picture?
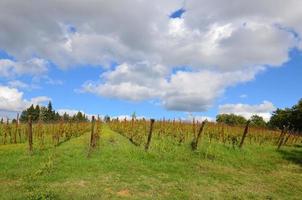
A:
[109,118,302,151]
[1,116,301,153]
[0,117,92,152]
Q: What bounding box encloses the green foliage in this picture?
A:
[291,99,302,132]
[250,115,267,127]
[268,108,292,130]
[216,114,247,126]
[0,126,301,199]
[268,98,302,132]
[46,101,55,121]
[20,104,40,122]
[19,101,88,123]
[104,115,110,123]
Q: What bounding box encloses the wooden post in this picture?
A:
[283,132,291,146]
[277,132,288,150]
[145,119,155,151]
[277,134,285,150]
[277,127,288,150]
[191,121,206,151]
[276,130,285,145]
[14,113,19,144]
[95,116,100,144]
[3,118,8,145]
[0,118,4,144]
[7,118,12,143]
[28,115,33,153]
[90,116,96,148]
[239,120,250,149]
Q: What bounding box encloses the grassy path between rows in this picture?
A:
[0,126,301,199]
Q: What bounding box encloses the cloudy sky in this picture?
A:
[0,0,301,121]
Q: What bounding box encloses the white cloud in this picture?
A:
[57,108,99,120]
[240,94,248,98]
[0,86,50,112]
[186,113,215,123]
[218,101,276,121]
[0,58,48,78]
[7,80,40,90]
[81,63,261,111]
[110,115,147,121]
[1,0,302,111]
[57,109,85,116]
[8,80,30,89]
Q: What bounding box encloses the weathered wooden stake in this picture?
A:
[239,120,250,149]
[145,119,155,151]
[6,118,13,144]
[277,132,288,150]
[277,134,285,150]
[90,116,96,148]
[28,115,33,153]
[3,119,7,144]
[276,130,285,145]
[14,113,19,144]
[191,121,206,151]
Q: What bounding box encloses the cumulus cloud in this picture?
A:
[7,80,40,91]
[218,101,276,121]
[0,86,50,112]
[57,109,99,120]
[0,58,48,78]
[110,115,147,121]
[186,113,215,122]
[1,0,302,111]
[81,63,262,111]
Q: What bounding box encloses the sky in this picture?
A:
[0,0,301,121]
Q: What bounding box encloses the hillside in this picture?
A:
[0,126,301,200]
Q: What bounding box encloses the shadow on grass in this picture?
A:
[278,146,302,166]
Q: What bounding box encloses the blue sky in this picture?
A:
[0,1,301,121]
[1,48,301,120]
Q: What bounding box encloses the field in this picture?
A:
[0,120,302,199]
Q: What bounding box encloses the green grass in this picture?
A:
[0,126,301,200]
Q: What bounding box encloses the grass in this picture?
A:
[0,126,301,199]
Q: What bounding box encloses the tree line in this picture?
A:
[216,114,266,127]
[216,98,302,133]
[19,101,89,123]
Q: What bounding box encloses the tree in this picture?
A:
[40,106,48,122]
[216,114,247,126]
[268,108,293,130]
[19,109,28,123]
[54,112,61,121]
[250,115,267,127]
[104,115,110,123]
[33,105,40,121]
[20,104,38,123]
[289,99,302,132]
[17,101,96,124]
[63,112,70,121]
[131,112,136,120]
[268,98,302,133]
[74,111,87,122]
[47,101,54,121]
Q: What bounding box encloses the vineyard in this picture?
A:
[0,118,91,150]
[0,117,302,199]
[109,118,301,151]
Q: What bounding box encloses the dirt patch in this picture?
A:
[117,189,131,197]
[55,180,89,188]
[0,179,19,186]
